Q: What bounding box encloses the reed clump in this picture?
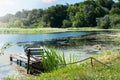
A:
[41,48,66,72]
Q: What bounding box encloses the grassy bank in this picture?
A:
[0,28,67,34]
[67,27,120,32]
[6,50,120,80]
[0,27,119,34]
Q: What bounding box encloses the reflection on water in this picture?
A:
[0,31,120,79]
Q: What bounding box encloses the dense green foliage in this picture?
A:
[43,5,67,27]
[97,14,120,29]
[0,0,120,29]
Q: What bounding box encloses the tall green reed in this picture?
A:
[41,47,66,72]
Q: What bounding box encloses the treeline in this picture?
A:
[0,0,120,29]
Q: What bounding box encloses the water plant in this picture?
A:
[41,47,66,72]
[0,43,12,55]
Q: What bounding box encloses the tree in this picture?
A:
[27,9,44,24]
[84,4,96,26]
[67,5,79,21]
[95,6,109,17]
[110,8,120,14]
[13,20,23,27]
[72,12,85,27]
[0,0,117,28]
[112,0,120,8]
[97,0,114,10]
[110,15,120,28]
[97,15,111,29]
[0,14,14,23]
[62,20,72,28]
[43,5,67,27]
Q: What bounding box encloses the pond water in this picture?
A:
[0,31,120,79]
[0,31,91,79]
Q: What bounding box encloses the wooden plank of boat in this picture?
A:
[10,54,42,64]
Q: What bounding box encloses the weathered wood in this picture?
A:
[10,54,43,74]
[27,49,30,74]
[10,54,41,64]
[91,57,93,67]
[91,57,110,68]
[27,48,43,51]
[10,56,12,61]
[10,48,44,74]
[25,47,44,74]
[10,54,28,63]
[59,57,91,65]
[17,60,19,64]
[59,57,110,69]
[20,60,22,66]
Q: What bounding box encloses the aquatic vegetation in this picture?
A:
[0,43,12,55]
[41,48,66,72]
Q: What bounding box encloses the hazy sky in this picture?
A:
[0,0,84,16]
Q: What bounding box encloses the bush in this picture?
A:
[96,15,111,29]
[110,15,120,28]
[62,20,72,28]
[97,14,120,29]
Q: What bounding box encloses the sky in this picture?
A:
[0,0,84,16]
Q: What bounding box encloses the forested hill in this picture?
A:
[0,0,120,29]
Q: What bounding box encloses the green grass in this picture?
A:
[0,28,68,34]
[0,27,120,34]
[26,51,120,80]
[5,51,120,80]
[67,27,120,32]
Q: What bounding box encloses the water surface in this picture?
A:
[0,31,120,79]
[0,31,91,79]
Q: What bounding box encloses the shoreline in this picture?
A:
[0,27,120,34]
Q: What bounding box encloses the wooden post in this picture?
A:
[10,56,13,65]
[20,60,22,66]
[10,56,13,61]
[17,60,19,64]
[25,63,27,68]
[91,57,93,67]
[27,49,30,74]
[92,57,110,68]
